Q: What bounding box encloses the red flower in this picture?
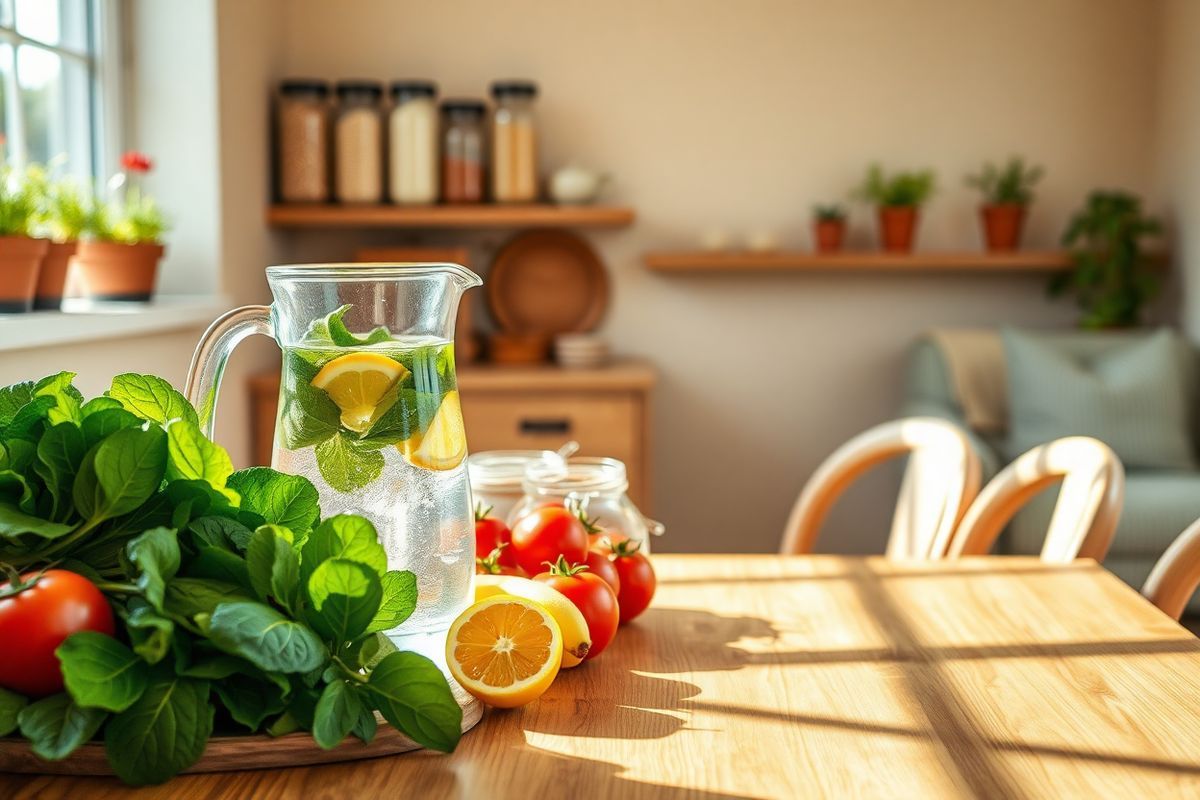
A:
[121,151,153,173]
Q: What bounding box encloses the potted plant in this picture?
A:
[856,164,935,252]
[1049,190,1161,329]
[72,151,167,303]
[965,157,1043,252]
[813,204,847,253]
[34,173,90,310]
[0,165,49,313]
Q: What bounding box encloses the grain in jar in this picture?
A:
[388,81,439,205]
[441,100,486,204]
[276,79,330,203]
[334,80,384,203]
[491,80,539,203]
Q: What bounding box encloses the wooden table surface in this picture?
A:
[5,554,1200,799]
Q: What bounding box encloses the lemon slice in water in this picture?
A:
[400,390,467,470]
[310,353,409,433]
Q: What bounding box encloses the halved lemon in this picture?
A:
[446,595,562,708]
[310,353,409,433]
[400,390,467,470]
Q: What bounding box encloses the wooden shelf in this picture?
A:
[267,204,635,229]
[643,250,1075,273]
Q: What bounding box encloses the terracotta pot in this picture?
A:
[71,241,165,302]
[877,206,919,252]
[0,236,49,313]
[33,241,78,310]
[980,203,1027,251]
[813,219,846,253]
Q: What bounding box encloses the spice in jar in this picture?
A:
[334,80,384,203]
[388,81,438,205]
[441,100,486,204]
[491,80,539,203]
[276,79,330,203]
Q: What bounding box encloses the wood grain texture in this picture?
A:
[4,555,1199,798]
[643,250,1076,272]
[266,204,635,229]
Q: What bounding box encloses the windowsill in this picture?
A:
[0,295,230,352]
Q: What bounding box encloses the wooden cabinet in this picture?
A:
[247,360,656,509]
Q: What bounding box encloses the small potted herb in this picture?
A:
[813,204,847,253]
[966,157,1043,252]
[1049,190,1161,329]
[0,165,49,313]
[34,174,91,310]
[73,152,167,303]
[856,164,935,252]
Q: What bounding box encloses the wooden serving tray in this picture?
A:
[0,703,482,776]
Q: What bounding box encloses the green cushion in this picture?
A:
[1003,328,1196,469]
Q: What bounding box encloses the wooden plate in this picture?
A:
[486,229,608,334]
[0,703,482,776]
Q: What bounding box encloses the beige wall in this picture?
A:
[267,0,1164,553]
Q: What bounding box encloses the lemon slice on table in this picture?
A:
[400,390,467,471]
[310,353,409,433]
[446,595,563,708]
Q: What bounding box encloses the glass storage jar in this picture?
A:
[334,80,384,203]
[510,457,664,552]
[467,449,565,523]
[490,80,539,203]
[388,80,438,205]
[441,99,486,204]
[276,79,330,203]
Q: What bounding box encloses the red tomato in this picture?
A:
[604,539,656,623]
[0,570,115,697]
[476,544,521,576]
[534,557,619,660]
[583,549,621,595]
[474,505,518,570]
[509,506,588,576]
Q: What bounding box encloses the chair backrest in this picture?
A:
[946,436,1124,563]
[1142,519,1200,620]
[780,417,981,558]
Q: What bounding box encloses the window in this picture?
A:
[0,0,116,178]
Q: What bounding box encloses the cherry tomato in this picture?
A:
[603,539,656,623]
[583,549,621,595]
[509,506,588,576]
[0,570,115,697]
[476,544,521,576]
[474,505,518,570]
[534,557,619,660]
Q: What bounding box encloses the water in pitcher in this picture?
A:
[272,334,474,653]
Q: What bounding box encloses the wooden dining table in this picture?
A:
[4,554,1200,798]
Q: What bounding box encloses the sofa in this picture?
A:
[901,328,1200,605]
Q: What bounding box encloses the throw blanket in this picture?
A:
[928,329,1008,433]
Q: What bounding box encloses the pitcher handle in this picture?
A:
[185,305,273,439]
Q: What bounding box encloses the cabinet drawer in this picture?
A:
[461,392,638,466]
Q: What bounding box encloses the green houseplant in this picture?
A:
[813,204,847,253]
[0,165,49,314]
[857,164,935,252]
[966,157,1043,252]
[73,152,168,303]
[34,174,92,310]
[1050,190,1161,329]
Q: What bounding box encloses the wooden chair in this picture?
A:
[1142,519,1200,620]
[946,436,1124,563]
[780,417,982,558]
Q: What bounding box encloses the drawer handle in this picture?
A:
[520,417,572,435]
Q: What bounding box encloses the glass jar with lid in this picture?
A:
[388,80,438,205]
[441,100,486,204]
[467,449,565,523]
[490,80,539,203]
[510,456,664,553]
[276,79,330,203]
[334,80,384,203]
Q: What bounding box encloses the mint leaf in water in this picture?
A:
[57,632,150,713]
[306,304,393,347]
[108,373,198,426]
[316,434,383,493]
[228,468,320,534]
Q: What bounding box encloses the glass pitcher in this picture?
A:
[185,263,482,656]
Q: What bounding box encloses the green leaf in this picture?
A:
[0,502,73,540]
[0,469,35,514]
[280,353,340,449]
[81,407,142,448]
[351,700,377,744]
[206,601,327,673]
[183,546,254,593]
[104,674,212,785]
[0,380,35,426]
[34,371,82,426]
[361,386,420,443]
[165,419,235,496]
[122,599,175,664]
[56,632,150,713]
[34,422,86,521]
[302,514,387,579]
[305,559,382,643]
[352,631,398,670]
[366,570,418,633]
[74,426,168,525]
[316,434,384,494]
[4,395,56,441]
[246,524,301,613]
[328,307,393,347]
[213,674,288,731]
[187,515,253,552]
[81,396,124,416]
[126,527,180,611]
[108,373,198,427]
[0,686,27,736]
[164,577,250,619]
[18,693,107,761]
[367,651,462,753]
[177,654,253,680]
[227,467,320,534]
[312,680,364,749]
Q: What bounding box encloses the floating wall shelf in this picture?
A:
[642,250,1078,273]
[266,204,635,229]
